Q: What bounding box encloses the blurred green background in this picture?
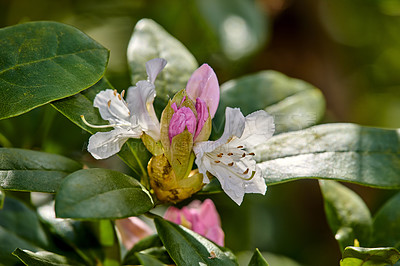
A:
[1,0,399,265]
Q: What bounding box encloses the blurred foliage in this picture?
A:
[1,1,400,266]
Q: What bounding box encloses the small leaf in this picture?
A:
[0,21,109,120]
[154,216,238,265]
[123,234,162,265]
[340,246,400,266]
[55,168,154,219]
[13,248,85,266]
[372,191,400,249]
[0,197,51,264]
[256,124,400,188]
[137,253,166,266]
[195,0,268,60]
[319,180,372,251]
[248,249,269,266]
[127,19,198,114]
[0,148,82,193]
[214,70,325,135]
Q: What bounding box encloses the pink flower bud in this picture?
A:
[164,199,225,246]
[168,103,197,142]
[194,98,209,141]
[186,64,220,118]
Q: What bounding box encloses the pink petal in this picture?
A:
[194,98,209,141]
[115,217,153,250]
[186,64,220,118]
[168,107,197,142]
[163,206,182,224]
[199,199,221,228]
[205,226,225,246]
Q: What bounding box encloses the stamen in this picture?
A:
[107,100,111,107]
[217,153,223,157]
[237,145,243,148]
[240,171,256,181]
[113,90,117,96]
[80,115,120,129]
[243,168,249,175]
[228,162,234,166]
[118,94,121,100]
[242,153,246,157]
[121,90,125,98]
[249,152,255,156]
[214,160,220,163]
[228,152,233,156]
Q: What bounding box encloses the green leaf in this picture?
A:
[0,21,109,120]
[0,188,4,209]
[127,19,198,114]
[340,246,400,266]
[0,148,82,193]
[55,168,154,219]
[195,0,268,60]
[248,249,269,266]
[154,216,238,265]
[123,234,162,264]
[0,197,51,265]
[137,253,166,266]
[13,248,85,266]
[372,191,400,249]
[319,180,372,251]
[256,124,400,188]
[214,70,325,135]
[52,78,151,180]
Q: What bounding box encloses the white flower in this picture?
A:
[81,58,167,159]
[193,107,275,205]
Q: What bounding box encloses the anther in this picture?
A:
[113,90,117,96]
[228,152,233,156]
[118,94,121,100]
[107,100,111,107]
[121,90,125,98]
[228,162,234,166]
[242,153,246,157]
[237,145,243,148]
[214,160,220,163]
[249,152,255,156]
[217,153,223,157]
[243,168,249,175]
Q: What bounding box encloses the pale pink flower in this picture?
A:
[115,217,153,250]
[164,199,225,246]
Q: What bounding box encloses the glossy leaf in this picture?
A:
[55,168,154,219]
[196,0,268,60]
[256,124,400,188]
[127,19,198,113]
[52,78,151,180]
[248,249,269,266]
[0,148,82,193]
[214,70,325,135]
[0,21,109,119]
[13,249,85,266]
[137,253,166,266]
[372,192,400,249]
[0,197,51,265]
[122,234,169,265]
[154,216,238,265]
[340,246,400,266]
[319,180,372,251]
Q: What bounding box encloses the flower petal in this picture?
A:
[93,89,130,124]
[239,110,275,149]
[186,64,220,118]
[115,217,153,250]
[87,128,140,159]
[168,107,196,142]
[146,58,167,84]
[126,81,160,140]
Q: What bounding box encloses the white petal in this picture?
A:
[93,89,130,124]
[126,81,160,141]
[145,58,167,84]
[238,110,275,149]
[87,128,140,159]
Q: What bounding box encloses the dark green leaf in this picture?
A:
[319,180,372,251]
[55,168,154,219]
[341,246,400,266]
[154,216,237,265]
[127,19,198,114]
[96,220,120,266]
[123,234,163,265]
[13,249,85,266]
[214,71,325,135]
[248,249,269,266]
[0,21,109,119]
[196,0,268,60]
[137,253,166,266]
[0,197,51,265]
[372,192,400,249]
[256,124,400,188]
[52,78,151,180]
[0,148,82,193]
